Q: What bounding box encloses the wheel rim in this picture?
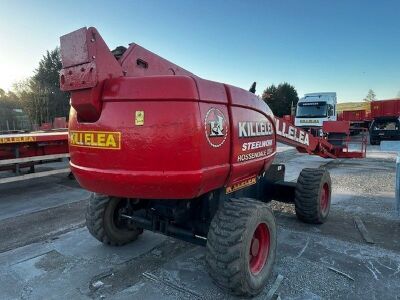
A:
[112,199,129,230]
[249,223,270,275]
[320,183,330,214]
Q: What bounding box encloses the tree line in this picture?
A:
[1,45,396,131]
[0,48,69,131]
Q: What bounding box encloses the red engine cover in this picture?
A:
[69,76,276,199]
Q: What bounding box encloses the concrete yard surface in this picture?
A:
[0,145,399,299]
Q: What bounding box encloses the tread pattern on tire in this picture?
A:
[85,193,139,246]
[295,168,330,224]
[206,197,275,296]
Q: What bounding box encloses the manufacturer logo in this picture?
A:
[204,108,228,148]
[69,131,121,150]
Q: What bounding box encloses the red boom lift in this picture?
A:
[60,27,365,296]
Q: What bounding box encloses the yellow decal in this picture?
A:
[135,111,144,126]
[226,176,257,194]
[300,119,319,124]
[69,131,121,149]
[0,136,36,144]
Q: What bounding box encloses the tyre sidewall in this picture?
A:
[242,206,277,294]
[103,198,138,244]
[317,171,331,222]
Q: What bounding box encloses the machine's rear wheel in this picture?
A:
[295,168,331,224]
[86,193,143,246]
[206,198,277,296]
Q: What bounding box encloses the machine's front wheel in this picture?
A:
[86,193,143,246]
[295,168,331,224]
[206,198,277,297]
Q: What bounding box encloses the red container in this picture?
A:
[371,99,400,118]
[323,121,350,134]
[342,110,366,122]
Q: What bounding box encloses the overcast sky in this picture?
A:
[0,0,399,102]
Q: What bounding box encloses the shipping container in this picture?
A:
[371,99,400,119]
[342,110,367,122]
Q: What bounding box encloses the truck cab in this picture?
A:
[295,92,337,133]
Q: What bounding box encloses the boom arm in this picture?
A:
[60,27,193,122]
[275,117,366,159]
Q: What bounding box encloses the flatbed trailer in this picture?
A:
[0,130,69,183]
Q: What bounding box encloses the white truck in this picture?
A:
[295,92,337,133]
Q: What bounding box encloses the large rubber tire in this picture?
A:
[86,193,143,246]
[295,168,331,224]
[206,198,277,297]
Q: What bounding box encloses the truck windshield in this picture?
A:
[296,102,327,118]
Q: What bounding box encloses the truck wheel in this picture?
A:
[371,138,380,145]
[295,168,331,224]
[86,193,143,246]
[206,198,277,296]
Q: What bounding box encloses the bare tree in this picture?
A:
[364,89,376,102]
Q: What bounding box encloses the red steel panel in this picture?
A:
[60,27,90,68]
[323,121,350,134]
[102,76,199,102]
[227,84,275,117]
[371,99,400,118]
[227,106,276,186]
[53,117,67,129]
[120,44,193,77]
[282,115,294,124]
[69,99,231,199]
[60,27,123,122]
[342,110,366,122]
